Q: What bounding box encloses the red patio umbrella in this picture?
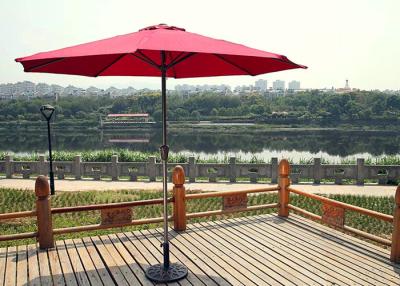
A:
[16,24,306,282]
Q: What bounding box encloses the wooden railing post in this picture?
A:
[278,159,291,217]
[172,165,186,231]
[391,185,400,263]
[35,176,54,249]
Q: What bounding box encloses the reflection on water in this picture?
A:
[1,128,399,161]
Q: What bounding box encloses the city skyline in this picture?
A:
[1,1,399,90]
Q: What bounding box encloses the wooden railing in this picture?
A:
[277,159,400,263]
[1,160,399,264]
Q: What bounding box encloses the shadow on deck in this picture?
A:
[1,213,399,285]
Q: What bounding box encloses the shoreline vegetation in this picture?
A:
[2,149,400,165]
[0,90,400,131]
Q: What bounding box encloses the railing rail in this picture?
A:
[287,187,393,222]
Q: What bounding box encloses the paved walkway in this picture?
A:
[0,178,396,196]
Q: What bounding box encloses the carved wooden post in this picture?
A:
[278,159,291,217]
[391,185,400,262]
[172,165,186,231]
[35,176,54,249]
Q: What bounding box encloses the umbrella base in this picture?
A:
[145,263,188,283]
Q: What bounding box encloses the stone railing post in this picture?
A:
[172,165,186,231]
[271,157,278,184]
[391,186,400,263]
[111,155,119,181]
[35,176,54,249]
[278,159,291,217]
[5,155,13,179]
[148,156,156,182]
[188,156,196,183]
[229,156,236,183]
[313,158,321,184]
[38,155,46,176]
[357,158,365,185]
[74,155,82,180]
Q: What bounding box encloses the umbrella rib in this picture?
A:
[93,54,127,77]
[213,54,254,76]
[135,50,161,69]
[25,58,65,72]
[167,52,196,69]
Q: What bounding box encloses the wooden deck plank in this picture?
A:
[146,229,218,286]
[233,215,379,286]
[48,245,66,286]
[287,214,400,273]
[139,229,205,286]
[37,248,53,285]
[81,237,116,285]
[99,235,142,285]
[16,245,27,286]
[27,244,41,286]
[107,233,153,286]
[182,224,277,286]
[91,236,129,286]
[0,247,7,286]
[71,238,104,286]
[64,239,92,286]
[250,214,400,285]
[4,246,17,286]
[55,240,78,286]
[191,221,298,286]
[210,218,345,285]
[115,233,158,286]
[153,228,246,286]
[198,220,324,286]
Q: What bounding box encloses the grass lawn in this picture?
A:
[0,188,394,247]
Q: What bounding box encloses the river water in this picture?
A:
[1,127,399,162]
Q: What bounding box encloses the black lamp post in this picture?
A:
[40,104,55,195]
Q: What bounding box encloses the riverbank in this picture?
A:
[0,178,396,196]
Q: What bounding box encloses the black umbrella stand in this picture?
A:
[145,51,188,282]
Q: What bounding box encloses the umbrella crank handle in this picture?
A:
[160,145,169,161]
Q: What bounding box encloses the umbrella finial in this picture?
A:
[140,24,185,31]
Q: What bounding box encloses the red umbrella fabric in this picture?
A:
[16,24,306,78]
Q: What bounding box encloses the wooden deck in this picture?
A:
[1,213,399,286]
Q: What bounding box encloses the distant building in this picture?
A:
[254,79,268,91]
[273,80,285,90]
[288,80,300,90]
[335,79,353,94]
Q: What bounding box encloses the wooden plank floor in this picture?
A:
[1,213,399,285]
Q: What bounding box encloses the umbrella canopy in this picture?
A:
[16,24,306,78]
[16,23,306,283]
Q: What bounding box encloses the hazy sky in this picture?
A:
[0,0,399,90]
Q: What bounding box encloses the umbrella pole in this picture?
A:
[160,53,170,270]
[145,51,188,283]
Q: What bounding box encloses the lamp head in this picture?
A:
[40,104,55,121]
